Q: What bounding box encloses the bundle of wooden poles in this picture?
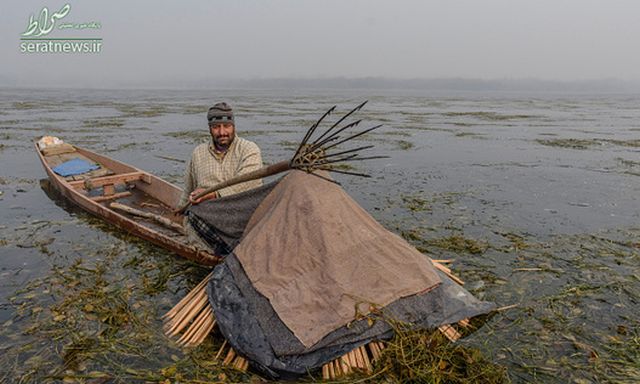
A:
[162,259,469,378]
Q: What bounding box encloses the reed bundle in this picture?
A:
[163,260,468,378]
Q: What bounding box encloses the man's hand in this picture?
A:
[189,188,217,204]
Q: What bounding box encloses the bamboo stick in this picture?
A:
[333,360,341,378]
[347,350,357,370]
[163,272,213,320]
[164,293,207,336]
[110,202,185,233]
[368,341,380,361]
[340,355,352,375]
[359,346,372,373]
[164,288,207,333]
[190,316,216,346]
[178,308,215,346]
[222,348,236,366]
[438,324,462,342]
[328,359,335,380]
[215,340,227,360]
[495,303,519,312]
[177,307,209,345]
[233,356,243,370]
[353,346,364,370]
[241,358,250,371]
[432,261,465,285]
[432,261,452,273]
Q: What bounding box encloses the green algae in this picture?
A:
[83,119,125,128]
[443,112,536,121]
[395,140,414,150]
[537,138,640,149]
[424,235,489,255]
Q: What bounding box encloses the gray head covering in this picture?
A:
[207,102,234,125]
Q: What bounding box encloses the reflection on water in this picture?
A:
[0,88,639,383]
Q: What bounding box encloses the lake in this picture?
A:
[0,87,638,382]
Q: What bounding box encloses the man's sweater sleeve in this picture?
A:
[178,156,195,207]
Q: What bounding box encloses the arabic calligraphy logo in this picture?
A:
[22,3,71,37]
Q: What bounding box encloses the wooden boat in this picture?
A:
[35,141,221,266]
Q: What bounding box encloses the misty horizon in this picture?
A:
[1,76,639,93]
[2,1,640,91]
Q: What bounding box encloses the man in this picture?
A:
[179,102,263,253]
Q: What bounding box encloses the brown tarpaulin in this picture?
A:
[234,171,441,347]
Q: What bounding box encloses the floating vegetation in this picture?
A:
[116,104,168,118]
[12,102,40,110]
[0,119,20,126]
[443,111,536,121]
[402,194,431,212]
[83,118,125,128]
[277,140,298,149]
[179,105,209,115]
[537,138,601,149]
[0,241,255,383]
[164,130,209,143]
[616,157,640,168]
[495,232,531,251]
[537,138,640,149]
[425,235,489,254]
[369,129,412,137]
[155,155,186,163]
[330,163,356,171]
[241,129,297,137]
[372,323,509,384]
[395,140,414,150]
[455,132,486,138]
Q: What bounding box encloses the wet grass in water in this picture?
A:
[0,240,254,383]
[371,323,509,384]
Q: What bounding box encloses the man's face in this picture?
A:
[209,122,235,147]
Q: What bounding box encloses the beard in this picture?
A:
[213,131,235,149]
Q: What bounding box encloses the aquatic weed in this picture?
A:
[371,322,509,384]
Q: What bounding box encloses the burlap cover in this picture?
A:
[234,171,441,347]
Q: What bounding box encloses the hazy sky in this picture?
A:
[1,0,639,87]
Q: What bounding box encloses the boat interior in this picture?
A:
[41,143,185,239]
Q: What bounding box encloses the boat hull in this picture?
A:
[36,142,221,266]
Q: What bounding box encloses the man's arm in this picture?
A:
[217,143,263,197]
[178,157,195,207]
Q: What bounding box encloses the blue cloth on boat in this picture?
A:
[52,158,100,177]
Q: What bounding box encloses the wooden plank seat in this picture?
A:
[68,171,152,201]
[68,171,151,190]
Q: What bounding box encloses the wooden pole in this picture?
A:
[175,160,291,214]
[110,202,184,234]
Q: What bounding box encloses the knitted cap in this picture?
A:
[207,102,234,125]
